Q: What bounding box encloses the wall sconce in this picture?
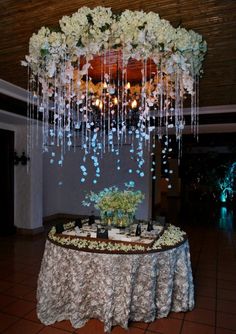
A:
[14,151,30,166]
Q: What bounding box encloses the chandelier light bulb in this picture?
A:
[99,101,103,110]
[126,82,131,90]
[131,100,137,109]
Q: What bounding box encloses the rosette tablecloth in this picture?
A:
[37,239,194,332]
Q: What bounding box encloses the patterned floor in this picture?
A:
[0,203,236,334]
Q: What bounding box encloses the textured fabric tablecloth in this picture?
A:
[37,239,194,332]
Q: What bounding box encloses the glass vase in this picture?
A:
[100,210,134,228]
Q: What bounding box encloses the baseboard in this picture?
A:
[43,213,80,223]
[16,226,44,235]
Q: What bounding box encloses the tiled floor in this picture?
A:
[0,203,236,334]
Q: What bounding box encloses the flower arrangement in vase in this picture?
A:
[82,183,144,228]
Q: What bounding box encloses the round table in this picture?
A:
[37,232,194,332]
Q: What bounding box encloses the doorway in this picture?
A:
[0,129,15,235]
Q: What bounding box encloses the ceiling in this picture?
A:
[0,0,236,121]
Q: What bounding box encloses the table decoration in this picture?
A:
[82,185,144,228]
[48,221,186,254]
[39,226,194,332]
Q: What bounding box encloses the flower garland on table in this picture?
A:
[150,225,186,250]
[48,223,186,253]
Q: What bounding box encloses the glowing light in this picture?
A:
[220,193,227,203]
[126,82,131,90]
[218,162,236,203]
[219,206,233,230]
[99,101,103,110]
[131,100,137,109]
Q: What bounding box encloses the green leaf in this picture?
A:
[159,43,165,52]
[100,23,110,32]
[87,13,93,24]
[40,48,49,57]
[131,43,138,49]
[76,37,84,48]
[138,22,146,30]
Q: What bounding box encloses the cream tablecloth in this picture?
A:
[37,239,194,332]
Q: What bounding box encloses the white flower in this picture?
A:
[23,6,207,101]
[48,222,186,252]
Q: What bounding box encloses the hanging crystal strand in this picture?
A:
[196,75,199,141]
[80,59,85,156]
[174,71,179,140]
[66,72,71,152]
[121,48,126,146]
[110,51,115,154]
[148,58,156,180]
[55,79,59,148]
[56,66,62,151]
[76,56,80,151]
[99,53,104,157]
[41,78,46,152]
[99,53,103,146]
[168,77,174,132]
[148,57,153,152]
[191,68,199,141]
[58,58,64,162]
[189,59,197,140]
[190,60,195,135]
[161,69,168,182]
[103,51,106,155]
[129,55,135,171]
[156,64,161,138]
[159,60,164,134]
[142,58,147,140]
[26,65,32,174]
[35,70,40,147]
[70,63,76,153]
[85,56,90,153]
[125,59,128,144]
[113,50,120,169]
[180,72,184,153]
[31,76,36,153]
[46,79,50,153]
[60,72,65,156]
[76,56,82,151]
[144,57,149,149]
[175,70,182,163]
[135,58,145,178]
[69,71,73,151]
[62,92,66,163]
[52,74,57,150]
[107,48,111,152]
[56,75,62,149]
[181,76,184,118]
[36,73,42,146]
[63,62,67,160]
[139,58,144,150]
[116,50,120,149]
[29,73,35,156]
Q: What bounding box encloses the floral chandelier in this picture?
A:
[23,6,207,183]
